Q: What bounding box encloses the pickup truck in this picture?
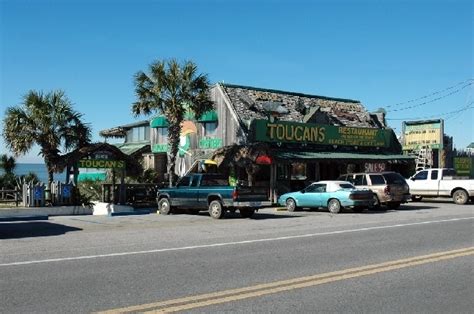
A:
[156,173,272,219]
[407,168,474,205]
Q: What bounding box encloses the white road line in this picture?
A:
[1,217,473,267]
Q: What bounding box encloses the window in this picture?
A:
[383,173,406,184]
[126,126,150,142]
[413,171,428,180]
[369,175,385,185]
[305,185,318,193]
[339,183,355,189]
[353,175,367,186]
[203,122,217,136]
[158,128,168,143]
[430,170,438,180]
[191,176,199,187]
[291,163,307,180]
[311,184,326,193]
[177,176,190,187]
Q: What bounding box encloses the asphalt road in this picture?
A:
[1,200,473,313]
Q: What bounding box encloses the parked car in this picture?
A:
[407,168,474,205]
[337,172,410,209]
[156,173,272,219]
[277,181,374,214]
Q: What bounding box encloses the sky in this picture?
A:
[1,0,472,163]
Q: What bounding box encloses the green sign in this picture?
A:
[152,144,168,153]
[453,157,473,178]
[199,138,223,149]
[78,159,125,169]
[251,119,391,147]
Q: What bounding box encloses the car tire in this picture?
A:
[240,209,255,218]
[453,189,468,205]
[286,198,298,212]
[411,196,423,202]
[328,199,341,214]
[209,200,225,219]
[370,195,381,210]
[158,198,172,215]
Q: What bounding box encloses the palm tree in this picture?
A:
[2,90,91,186]
[0,154,16,174]
[132,59,214,187]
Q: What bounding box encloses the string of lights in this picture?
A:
[385,78,473,109]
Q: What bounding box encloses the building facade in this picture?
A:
[145,83,413,201]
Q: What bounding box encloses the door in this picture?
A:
[409,170,430,195]
[297,184,325,208]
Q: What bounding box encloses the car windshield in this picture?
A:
[383,173,406,184]
[339,183,355,189]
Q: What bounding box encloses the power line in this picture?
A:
[386,101,473,121]
[386,81,473,112]
[385,79,473,109]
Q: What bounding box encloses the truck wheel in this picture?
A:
[158,198,172,215]
[411,196,423,202]
[240,209,255,218]
[209,200,225,219]
[328,199,341,214]
[453,189,468,205]
[286,198,298,212]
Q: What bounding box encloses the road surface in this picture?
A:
[1,200,473,313]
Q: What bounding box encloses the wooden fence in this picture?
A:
[0,188,21,206]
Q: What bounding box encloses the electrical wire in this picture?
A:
[386,81,473,112]
[386,101,473,121]
[385,79,473,110]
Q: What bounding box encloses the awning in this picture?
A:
[256,155,273,165]
[77,172,107,182]
[113,142,150,156]
[198,110,218,122]
[150,116,169,128]
[275,151,415,162]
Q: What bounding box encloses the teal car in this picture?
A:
[277,181,374,214]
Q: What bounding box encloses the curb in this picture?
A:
[0,215,49,222]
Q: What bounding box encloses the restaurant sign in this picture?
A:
[78,159,125,169]
[251,119,391,147]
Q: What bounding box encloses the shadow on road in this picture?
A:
[0,222,82,239]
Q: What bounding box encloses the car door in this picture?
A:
[409,170,429,195]
[297,184,324,208]
[174,176,191,207]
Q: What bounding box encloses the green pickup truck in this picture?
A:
[156,173,272,219]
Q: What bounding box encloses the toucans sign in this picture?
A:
[251,119,392,148]
[78,159,125,169]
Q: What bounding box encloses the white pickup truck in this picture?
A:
[407,168,474,205]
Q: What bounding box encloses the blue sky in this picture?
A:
[1,0,472,163]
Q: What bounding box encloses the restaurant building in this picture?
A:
[140,83,414,202]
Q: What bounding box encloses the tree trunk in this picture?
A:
[167,123,181,187]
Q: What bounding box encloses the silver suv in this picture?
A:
[337,172,411,209]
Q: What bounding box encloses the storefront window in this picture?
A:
[291,163,307,180]
[203,122,217,136]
